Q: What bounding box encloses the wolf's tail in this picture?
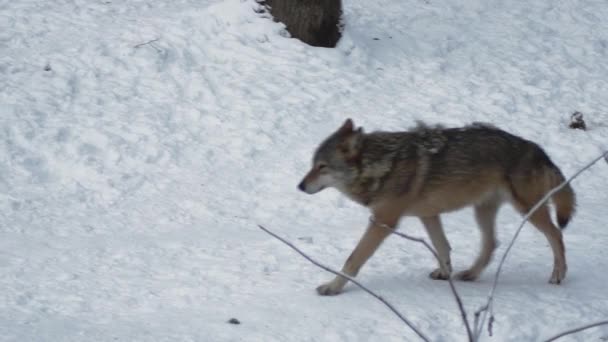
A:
[547,166,576,229]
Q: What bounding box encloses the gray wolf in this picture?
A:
[298,119,576,296]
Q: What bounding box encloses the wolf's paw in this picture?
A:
[455,270,479,281]
[429,268,450,280]
[549,265,567,284]
[316,282,342,296]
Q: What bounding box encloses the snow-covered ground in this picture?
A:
[1,0,607,340]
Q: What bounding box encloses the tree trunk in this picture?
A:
[265,0,342,48]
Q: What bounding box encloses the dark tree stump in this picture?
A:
[265,0,343,48]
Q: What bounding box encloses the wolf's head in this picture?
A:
[298,118,363,194]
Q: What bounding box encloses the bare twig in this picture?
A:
[257,224,431,342]
[475,151,608,340]
[473,304,487,336]
[370,217,474,342]
[543,320,608,341]
[134,38,160,50]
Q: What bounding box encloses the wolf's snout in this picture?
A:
[298,180,306,192]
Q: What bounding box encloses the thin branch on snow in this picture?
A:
[256,224,431,342]
[134,38,161,51]
[370,216,474,342]
[475,151,608,340]
[473,304,487,337]
[543,320,608,342]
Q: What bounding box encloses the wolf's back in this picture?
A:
[441,124,576,229]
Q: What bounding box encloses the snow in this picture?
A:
[1,0,608,341]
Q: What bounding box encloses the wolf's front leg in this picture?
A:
[317,220,394,296]
[420,216,452,280]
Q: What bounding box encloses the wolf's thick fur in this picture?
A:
[298,119,576,296]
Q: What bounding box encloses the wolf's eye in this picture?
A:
[317,163,328,171]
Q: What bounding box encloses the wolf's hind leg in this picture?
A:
[420,216,452,280]
[513,202,567,284]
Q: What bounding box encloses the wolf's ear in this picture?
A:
[338,118,354,134]
[340,127,363,161]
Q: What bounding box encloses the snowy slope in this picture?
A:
[1,0,608,341]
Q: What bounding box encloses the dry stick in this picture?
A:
[257,224,431,342]
[474,151,608,340]
[473,303,489,339]
[543,320,608,342]
[370,217,474,342]
[134,38,160,49]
